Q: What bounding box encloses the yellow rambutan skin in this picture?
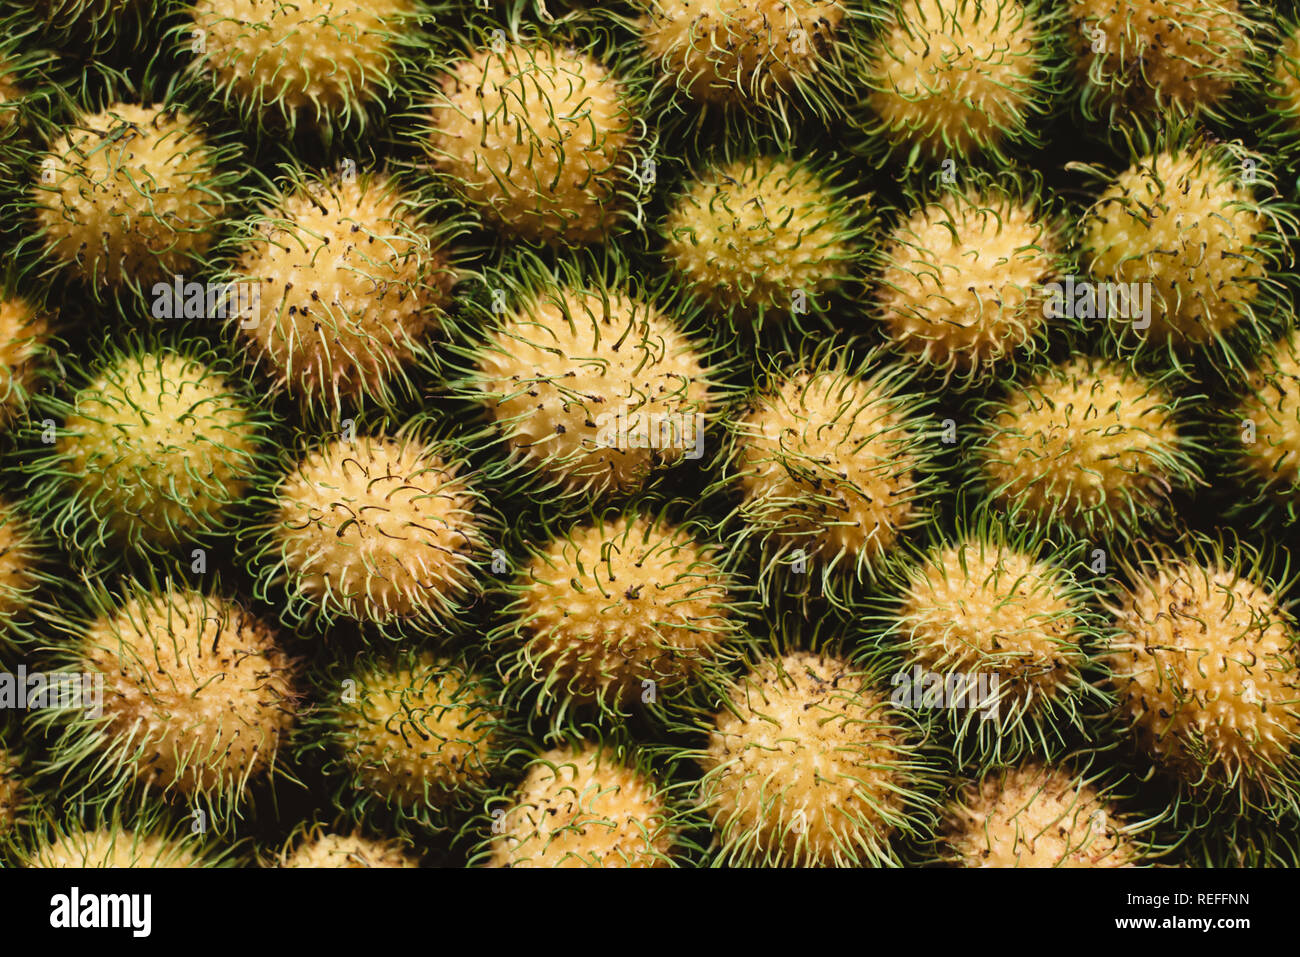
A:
[338,654,499,806]
[32,103,226,288]
[271,434,483,624]
[876,189,1058,378]
[640,0,847,103]
[1106,560,1300,786]
[0,748,18,835]
[58,351,260,548]
[474,286,710,496]
[700,651,909,866]
[278,830,418,868]
[664,156,854,317]
[0,296,47,422]
[1237,330,1300,494]
[1069,0,1249,115]
[866,0,1043,158]
[734,365,921,568]
[1080,147,1266,344]
[0,501,38,622]
[80,588,298,796]
[26,828,199,868]
[427,41,635,244]
[980,357,1186,532]
[490,744,673,867]
[0,59,22,132]
[898,540,1084,714]
[235,173,448,406]
[944,764,1138,867]
[191,0,413,119]
[516,514,736,704]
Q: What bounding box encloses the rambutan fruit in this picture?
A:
[22,338,272,564]
[302,649,509,832]
[873,512,1108,768]
[19,801,227,867]
[1262,18,1300,148]
[0,497,58,652]
[22,0,165,56]
[420,31,646,246]
[719,343,937,607]
[244,422,492,638]
[0,737,24,841]
[32,575,301,825]
[1103,532,1300,820]
[630,0,870,137]
[1073,128,1295,377]
[0,291,53,428]
[972,356,1203,543]
[24,100,239,298]
[660,150,870,337]
[693,646,939,867]
[492,504,747,729]
[859,0,1063,168]
[222,166,459,418]
[452,258,722,502]
[940,761,1153,867]
[1068,0,1259,129]
[182,0,430,141]
[871,173,1066,387]
[271,822,420,868]
[476,739,679,867]
[1227,327,1300,525]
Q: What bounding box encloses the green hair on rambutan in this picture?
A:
[218,164,463,421]
[1102,529,1300,821]
[18,95,242,303]
[0,494,69,653]
[1258,16,1300,152]
[971,355,1204,544]
[659,146,872,341]
[858,0,1065,169]
[177,0,437,143]
[7,0,172,57]
[871,168,1069,388]
[19,335,275,567]
[0,726,28,854]
[714,339,940,609]
[415,22,653,247]
[28,572,302,830]
[1067,0,1261,131]
[0,286,55,431]
[298,647,514,834]
[16,797,234,867]
[870,506,1110,770]
[621,0,874,141]
[242,416,496,640]
[490,499,751,734]
[680,617,942,867]
[1071,124,1296,380]
[470,732,691,867]
[446,252,730,505]
[937,757,1169,867]
[265,817,422,867]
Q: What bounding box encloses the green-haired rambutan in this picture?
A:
[453,261,721,502]
[940,761,1154,867]
[629,0,869,137]
[302,649,509,832]
[476,739,678,867]
[1263,18,1300,148]
[1227,327,1300,525]
[18,800,229,867]
[222,167,458,418]
[872,174,1066,387]
[1068,0,1258,128]
[972,356,1203,542]
[693,647,938,867]
[270,821,421,868]
[1073,128,1295,376]
[31,576,301,824]
[720,343,936,607]
[660,151,869,337]
[859,0,1062,168]
[0,496,63,651]
[23,339,272,564]
[182,0,429,140]
[874,512,1107,768]
[25,101,238,298]
[245,424,492,637]
[0,292,51,427]
[420,32,645,246]
[1103,532,1300,820]
[493,506,746,729]
[0,737,24,842]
